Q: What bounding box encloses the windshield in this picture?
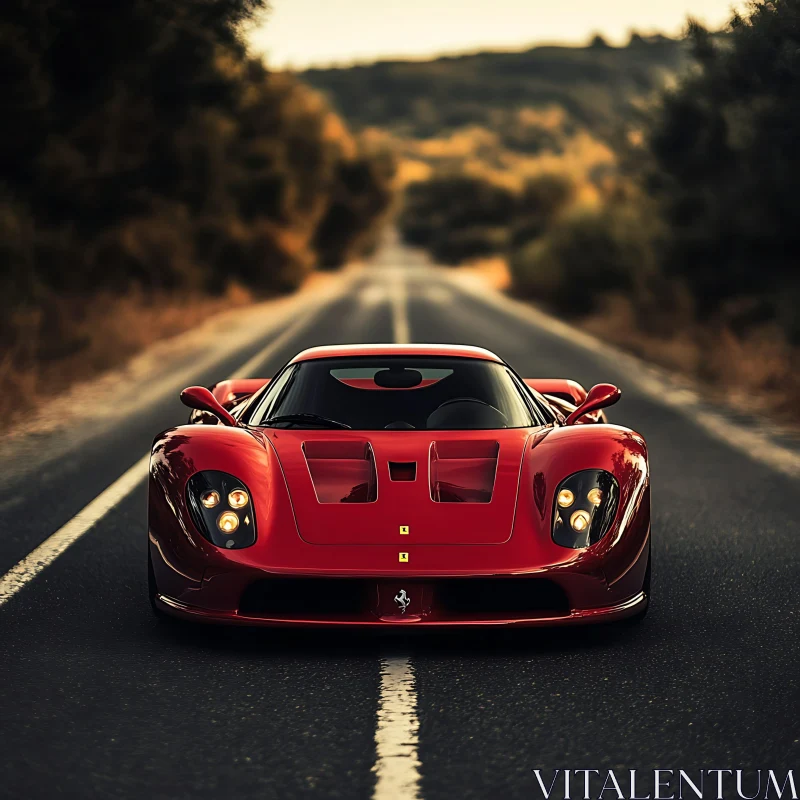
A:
[247,356,543,430]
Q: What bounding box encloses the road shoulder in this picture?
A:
[0,267,359,488]
[448,265,800,479]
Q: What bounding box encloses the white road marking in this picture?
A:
[0,293,335,608]
[358,284,388,307]
[372,656,422,800]
[451,271,800,480]
[0,454,150,607]
[370,284,421,800]
[390,269,411,344]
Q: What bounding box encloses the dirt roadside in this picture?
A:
[0,267,359,483]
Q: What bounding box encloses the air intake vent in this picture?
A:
[240,578,372,616]
[430,440,499,503]
[303,440,377,503]
[389,462,416,481]
[438,578,569,615]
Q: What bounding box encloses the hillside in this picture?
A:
[300,34,687,142]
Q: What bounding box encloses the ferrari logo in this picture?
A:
[398,552,409,563]
[399,525,409,535]
[394,589,411,613]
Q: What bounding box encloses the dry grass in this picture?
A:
[0,284,254,426]
[580,293,800,423]
[379,111,615,196]
[459,256,513,291]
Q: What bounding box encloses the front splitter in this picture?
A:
[155,591,647,628]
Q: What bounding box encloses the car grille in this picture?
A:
[238,576,570,619]
[437,578,569,615]
[239,577,373,616]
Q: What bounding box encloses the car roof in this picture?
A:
[290,343,504,363]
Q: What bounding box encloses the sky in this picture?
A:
[249,0,745,70]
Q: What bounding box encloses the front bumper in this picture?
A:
[154,589,647,628]
[149,530,651,628]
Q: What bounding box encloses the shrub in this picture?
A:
[509,200,660,316]
[399,174,517,264]
[510,173,576,247]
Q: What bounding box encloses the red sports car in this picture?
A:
[148,344,650,627]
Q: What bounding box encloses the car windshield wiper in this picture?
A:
[263,413,352,430]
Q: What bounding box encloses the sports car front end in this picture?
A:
[148,421,650,629]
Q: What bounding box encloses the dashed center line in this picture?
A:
[372,656,422,800]
[370,269,423,800]
[5,265,426,797]
[390,268,410,344]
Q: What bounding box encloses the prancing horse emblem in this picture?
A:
[394,589,411,614]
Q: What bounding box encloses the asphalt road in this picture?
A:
[0,245,797,800]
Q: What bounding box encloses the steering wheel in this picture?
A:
[426,397,508,429]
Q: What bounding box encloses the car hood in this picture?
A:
[264,428,535,545]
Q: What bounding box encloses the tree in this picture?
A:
[642,0,800,339]
[0,0,396,382]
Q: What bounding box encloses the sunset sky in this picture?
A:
[250,0,744,69]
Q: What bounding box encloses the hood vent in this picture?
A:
[389,461,417,481]
[303,440,377,503]
[430,440,499,503]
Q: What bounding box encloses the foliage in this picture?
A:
[509,194,664,317]
[0,0,396,371]
[381,3,800,352]
[400,171,576,266]
[640,0,800,341]
[378,36,680,273]
[400,175,515,263]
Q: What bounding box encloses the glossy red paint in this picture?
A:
[524,378,588,406]
[290,343,503,363]
[525,379,609,425]
[565,383,621,426]
[180,386,237,427]
[210,378,270,408]
[148,345,650,628]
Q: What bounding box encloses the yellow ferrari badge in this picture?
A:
[398,552,409,563]
[399,525,409,535]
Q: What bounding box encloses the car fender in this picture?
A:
[520,423,650,589]
[148,424,299,597]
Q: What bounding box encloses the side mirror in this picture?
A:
[180,386,237,427]
[565,383,621,425]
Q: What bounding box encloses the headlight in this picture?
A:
[186,470,256,549]
[228,488,249,509]
[217,511,240,533]
[587,488,603,506]
[201,490,220,509]
[557,488,574,508]
[552,469,619,548]
[570,509,591,532]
